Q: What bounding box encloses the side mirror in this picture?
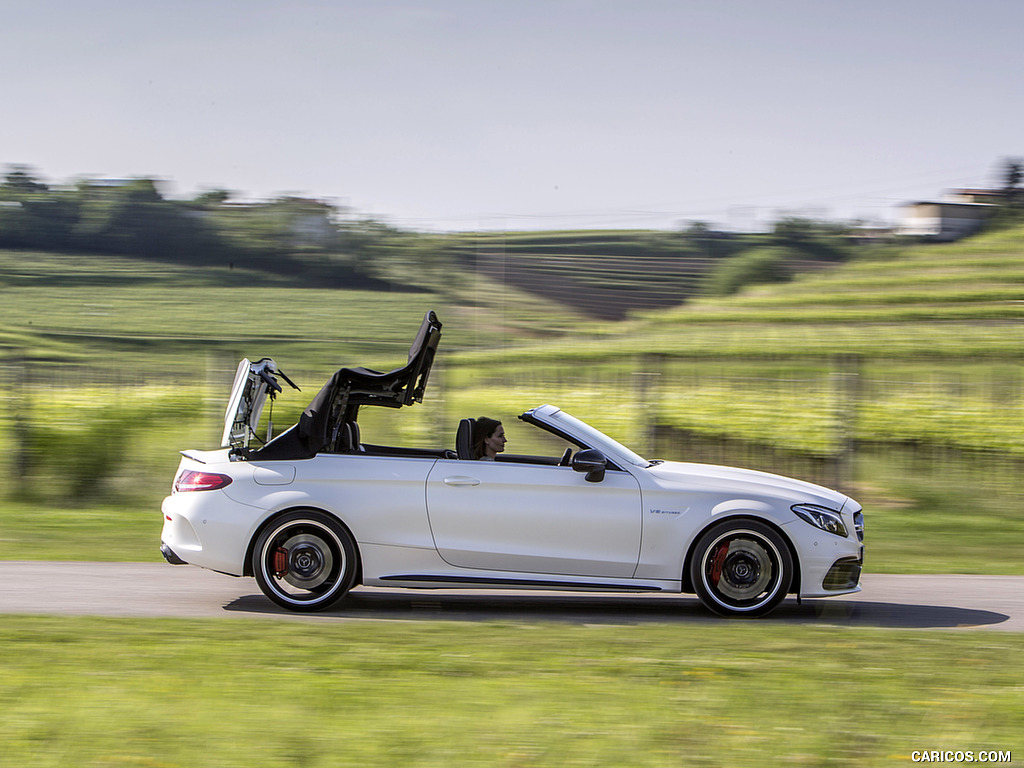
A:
[572,449,607,483]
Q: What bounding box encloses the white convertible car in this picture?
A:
[161,311,864,618]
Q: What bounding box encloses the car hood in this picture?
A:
[645,460,851,510]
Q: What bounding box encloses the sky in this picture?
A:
[3,0,1023,232]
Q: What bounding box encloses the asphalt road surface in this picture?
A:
[1,562,1022,630]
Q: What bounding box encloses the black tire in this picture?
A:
[252,509,358,612]
[689,519,793,618]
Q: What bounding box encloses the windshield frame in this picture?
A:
[521,405,651,468]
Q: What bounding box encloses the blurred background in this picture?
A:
[1,158,1023,576]
[1,0,1023,568]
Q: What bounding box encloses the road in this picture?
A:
[1,562,1022,630]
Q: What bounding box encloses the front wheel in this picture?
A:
[252,510,358,612]
[690,520,793,618]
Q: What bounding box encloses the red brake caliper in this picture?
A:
[273,547,289,578]
[709,541,730,587]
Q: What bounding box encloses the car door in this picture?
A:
[424,458,642,578]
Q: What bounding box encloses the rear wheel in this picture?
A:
[253,510,358,612]
[690,520,793,617]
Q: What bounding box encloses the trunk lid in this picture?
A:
[221,358,297,450]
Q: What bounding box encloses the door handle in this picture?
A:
[443,476,481,487]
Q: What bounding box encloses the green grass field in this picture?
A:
[0,248,583,371]
[2,616,1021,767]
[2,225,1024,574]
[2,227,1023,766]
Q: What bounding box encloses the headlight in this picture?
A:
[791,503,848,537]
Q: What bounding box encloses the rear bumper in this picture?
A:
[160,542,188,565]
[160,490,258,576]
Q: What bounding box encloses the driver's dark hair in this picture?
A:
[472,417,502,459]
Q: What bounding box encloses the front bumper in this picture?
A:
[823,555,863,591]
[788,512,864,599]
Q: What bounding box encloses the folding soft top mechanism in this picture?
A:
[234,310,443,460]
[221,357,300,451]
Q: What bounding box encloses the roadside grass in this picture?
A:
[1,378,1023,573]
[0,501,162,562]
[2,616,1021,767]
[851,451,1024,574]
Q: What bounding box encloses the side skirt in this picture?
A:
[379,574,665,592]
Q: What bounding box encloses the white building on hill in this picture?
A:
[897,188,998,241]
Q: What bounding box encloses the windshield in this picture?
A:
[545,409,650,468]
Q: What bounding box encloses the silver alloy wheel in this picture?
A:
[253,511,357,612]
[278,533,335,590]
[690,520,793,617]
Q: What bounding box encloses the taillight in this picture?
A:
[174,470,233,493]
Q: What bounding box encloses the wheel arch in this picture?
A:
[243,506,362,585]
[680,514,800,595]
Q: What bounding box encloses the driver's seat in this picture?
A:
[455,418,475,460]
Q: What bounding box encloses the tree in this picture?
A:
[1,165,48,195]
[0,166,64,249]
[192,189,233,206]
[704,246,793,296]
[771,216,849,261]
[1000,157,1022,204]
